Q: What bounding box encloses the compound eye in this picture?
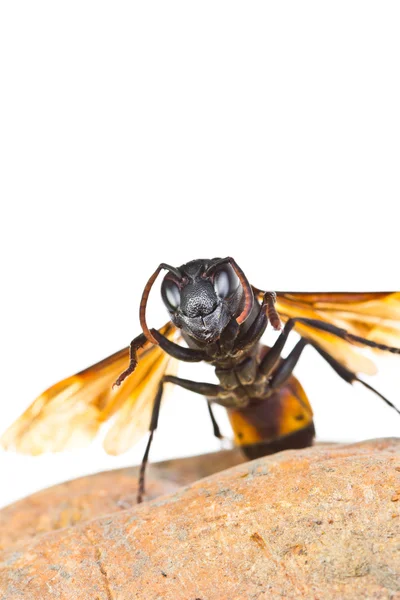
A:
[162,279,181,311]
[214,267,240,299]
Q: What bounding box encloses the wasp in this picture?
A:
[2,257,400,502]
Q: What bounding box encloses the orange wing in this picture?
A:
[1,323,178,455]
[272,292,400,375]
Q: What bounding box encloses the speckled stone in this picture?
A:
[0,439,399,600]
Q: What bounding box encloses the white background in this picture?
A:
[0,2,399,509]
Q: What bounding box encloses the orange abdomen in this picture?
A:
[228,375,315,459]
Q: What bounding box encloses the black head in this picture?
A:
[160,258,248,343]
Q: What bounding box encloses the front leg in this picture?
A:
[114,328,207,388]
[235,291,281,354]
[150,329,207,362]
[259,319,296,376]
[113,332,148,387]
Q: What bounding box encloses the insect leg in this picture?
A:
[235,292,282,355]
[260,312,400,379]
[310,342,400,415]
[265,339,313,418]
[114,329,207,389]
[260,291,282,331]
[289,317,400,355]
[162,374,223,396]
[259,319,297,377]
[150,328,207,362]
[266,335,400,416]
[137,381,164,503]
[268,339,309,393]
[207,402,223,439]
[137,374,225,503]
[235,304,268,352]
[113,333,148,387]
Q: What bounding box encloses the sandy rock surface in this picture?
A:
[0,448,245,550]
[0,439,399,599]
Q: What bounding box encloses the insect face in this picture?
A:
[161,259,243,343]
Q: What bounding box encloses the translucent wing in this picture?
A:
[1,323,178,455]
[103,347,178,455]
[272,292,400,375]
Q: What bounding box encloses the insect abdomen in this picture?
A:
[228,375,315,459]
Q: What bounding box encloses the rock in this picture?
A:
[0,448,245,550]
[0,439,399,599]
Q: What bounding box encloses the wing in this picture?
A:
[271,292,400,375]
[1,323,179,455]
